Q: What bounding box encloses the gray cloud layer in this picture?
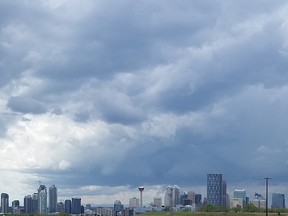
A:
[1,0,288,204]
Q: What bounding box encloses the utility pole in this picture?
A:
[263,177,271,216]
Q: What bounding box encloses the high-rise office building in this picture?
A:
[1,193,9,213]
[153,196,162,207]
[86,204,92,210]
[234,189,246,206]
[38,185,47,214]
[57,201,65,213]
[24,195,33,214]
[96,207,113,216]
[65,199,72,214]
[272,193,285,209]
[129,197,139,208]
[251,192,265,208]
[12,200,20,214]
[180,193,190,205]
[207,174,223,206]
[113,200,124,216]
[195,194,202,204]
[32,193,38,213]
[49,185,57,213]
[164,185,181,208]
[71,198,81,214]
[222,180,229,207]
[187,191,195,204]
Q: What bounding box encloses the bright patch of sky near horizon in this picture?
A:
[1,0,288,205]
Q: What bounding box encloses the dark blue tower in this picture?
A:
[207,173,223,206]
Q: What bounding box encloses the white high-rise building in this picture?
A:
[153,196,162,207]
[187,191,195,204]
[129,197,139,208]
[251,193,265,208]
[164,185,180,208]
[234,189,246,205]
[38,185,47,214]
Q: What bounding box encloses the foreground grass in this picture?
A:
[141,212,287,216]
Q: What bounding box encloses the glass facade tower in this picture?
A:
[49,185,57,213]
[207,173,223,206]
[272,193,285,208]
[1,193,9,213]
[24,195,33,214]
[65,199,72,214]
[234,189,246,205]
[38,185,47,214]
[164,185,181,208]
[71,198,81,214]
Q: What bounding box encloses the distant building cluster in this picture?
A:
[2,184,83,215]
[205,174,285,210]
[109,173,286,216]
[105,184,203,215]
[163,185,202,210]
[0,173,286,215]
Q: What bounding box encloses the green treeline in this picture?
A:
[143,210,288,216]
[198,204,288,214]
[142,204,288,216]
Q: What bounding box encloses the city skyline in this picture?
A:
[1,0,288,206]
[1,175,288,208]
[3,181,286,215]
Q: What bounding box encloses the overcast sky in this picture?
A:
[1,0,288,206]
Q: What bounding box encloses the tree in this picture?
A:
[231,205,242,212]
[243,203,259,212]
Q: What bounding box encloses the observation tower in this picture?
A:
[138,186,144,207]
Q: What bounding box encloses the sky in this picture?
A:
[1,0,288,206]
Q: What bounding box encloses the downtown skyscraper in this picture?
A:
[49,185,57,213]
[207,173,223,206]
[38,185,47,215]
[234,189,247,206]
[71,198,81,214]
[164,185,181,208]
[1,193,9,213]
[24,195,32,214]
[65,199,72,214]
[272,193,285,208]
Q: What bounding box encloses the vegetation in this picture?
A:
[142,211,287,216]
[140,204,288,216]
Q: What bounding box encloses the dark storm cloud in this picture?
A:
[148,22,288,114]
[1,0,288,203]
[31,0,223,83]
[0,1,52,87]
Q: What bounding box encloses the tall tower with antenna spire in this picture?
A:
[138,186,144,207]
